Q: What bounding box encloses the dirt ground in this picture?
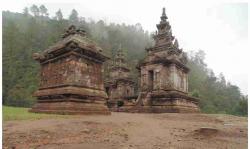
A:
[3,112,248,149]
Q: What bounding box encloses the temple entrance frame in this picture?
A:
[148,70,154,91]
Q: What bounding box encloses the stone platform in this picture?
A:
[30,86,111,115]
[117,90,199,113]
[29,101,111,115]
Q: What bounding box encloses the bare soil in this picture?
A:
[3,113,247,149]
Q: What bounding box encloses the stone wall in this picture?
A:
[109,82,135,99]
[40,55,104,90]
[140,63,188,93]
[110,69,129,78]
[170,64,188,92]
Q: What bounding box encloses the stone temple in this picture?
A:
[30,25,111,115]
[105,46,136,111]
[132,8,200,113]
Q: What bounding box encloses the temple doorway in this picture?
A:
[148,70,154,90]
[105,87,110,96]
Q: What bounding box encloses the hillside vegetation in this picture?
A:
[2,5,247,116]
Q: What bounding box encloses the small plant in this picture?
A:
[117,100,124,107]
[191,89,200,98]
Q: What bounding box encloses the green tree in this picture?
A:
[39,5,48,17]
[30,5,40,16]
[69,9,79,24]
[55,9,63,20]
[233,96,248,116]
[23,7,29,16]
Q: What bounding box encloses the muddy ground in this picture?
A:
[3,113,248,149]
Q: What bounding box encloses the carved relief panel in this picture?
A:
[40,55,103,90]
[40,57,69,88]
[161,66,173,90]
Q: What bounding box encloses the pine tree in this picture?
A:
[55,9,63,20]
[69,9,79,24]
[30,5,40,17]
[39,5,48,17]
[23,7,29,16]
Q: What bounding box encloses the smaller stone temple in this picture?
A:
[133,8,200,113]
[30,25,111,115]
[104,46,136,110]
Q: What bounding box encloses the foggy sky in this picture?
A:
[1,0,248,94]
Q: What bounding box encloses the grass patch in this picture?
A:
[3,106,71,121]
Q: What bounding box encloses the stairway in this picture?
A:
[130,91,151,112]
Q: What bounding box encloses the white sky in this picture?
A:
[1,0,249,94]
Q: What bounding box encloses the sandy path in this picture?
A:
[3,113,247,149]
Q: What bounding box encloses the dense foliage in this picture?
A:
[187,51,247,116]
[2,5,247,116]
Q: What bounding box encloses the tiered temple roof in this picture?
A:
[110,45,130,73]
[141,8,189,72]
[105,45,135,89]
[33,25,109,64]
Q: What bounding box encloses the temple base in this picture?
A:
[118,105,200,113]
[29,101,111,115]
[113,90,200,113]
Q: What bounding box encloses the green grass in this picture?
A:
[3,106,70,121]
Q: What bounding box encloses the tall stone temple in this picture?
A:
[134,8,200,113]
[30,25,111,115]
[105,46,135,110]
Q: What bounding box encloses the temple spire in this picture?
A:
[114,44,126,67]
[153,7,174,47]
[160,7,168,22]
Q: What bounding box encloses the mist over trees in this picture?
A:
[2,5,247,116]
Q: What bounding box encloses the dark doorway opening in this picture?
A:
[105,87,110,96]
[148,70,154,90]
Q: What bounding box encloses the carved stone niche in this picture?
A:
[30,25,111,115]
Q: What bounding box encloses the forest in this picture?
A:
[2,5,247,116]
